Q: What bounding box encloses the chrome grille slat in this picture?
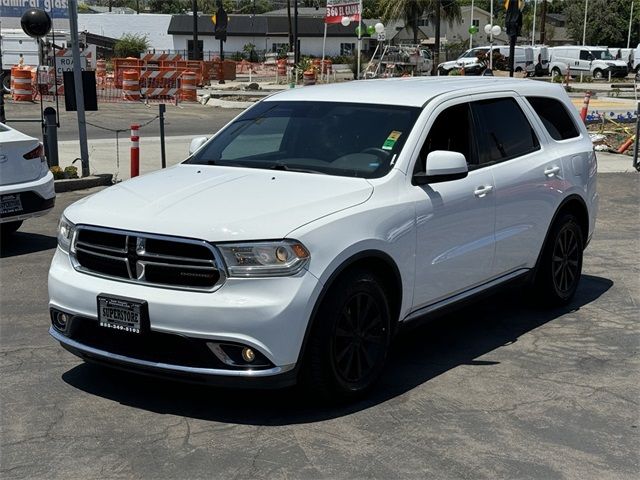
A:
[71,226,225,292]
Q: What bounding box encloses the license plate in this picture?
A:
[0,194,23,215]
[97,295,148,334]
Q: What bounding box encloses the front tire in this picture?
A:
[533,214,584,306]
[593,69,603,80]
[302,269,392,401]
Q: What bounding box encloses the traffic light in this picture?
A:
[214,5,228,42]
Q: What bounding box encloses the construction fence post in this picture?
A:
[159,104,166,169]
[130,124,140,178]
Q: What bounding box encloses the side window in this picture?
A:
[526,96,580,141]
[417,103,475,173]
[471,97,540,164]
[579,50,591,60]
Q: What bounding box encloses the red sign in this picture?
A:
[325,2,361,24]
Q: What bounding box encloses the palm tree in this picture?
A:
[379,0,461,45]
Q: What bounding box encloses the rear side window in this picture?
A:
[471,98,540,164]
[526,96,580,141]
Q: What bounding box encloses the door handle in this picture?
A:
[474,185,493,197]
[544,165,561,177]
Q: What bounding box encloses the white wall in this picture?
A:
[77,13,173,50]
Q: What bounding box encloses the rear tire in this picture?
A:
[532,214,584,306]
[2,73,10,94]
[301,268,392,402]
[1,220,23,237]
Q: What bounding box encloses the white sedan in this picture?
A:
[0,123,55,236]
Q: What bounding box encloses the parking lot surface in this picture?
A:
[1,173,638,479]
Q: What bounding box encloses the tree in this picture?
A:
[565,0,638,47]
[379,0,461,45]
[114,33,150,57]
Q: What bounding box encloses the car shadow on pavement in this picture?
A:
[0,232,58,258]
[61,274,613,425]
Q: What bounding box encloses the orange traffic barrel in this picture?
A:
[96,59,106,77]
[303,70,316,86]
[122,69,140,101]
[277,59,286,76]
[11,66,33,101]
[180,70,197,101]
[322,59,332,74]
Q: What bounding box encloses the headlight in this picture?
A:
[218,240,310,277]
[57,216,75,253]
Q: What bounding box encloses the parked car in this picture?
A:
[438,46,533,76]
[549,46,629,79]
[49,78,598,399]
[0,123,55,236]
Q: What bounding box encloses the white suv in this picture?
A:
[49,78,598,399]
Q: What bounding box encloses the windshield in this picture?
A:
[460,48,487,58]
[186,101,420,178]
[591,50,614,60]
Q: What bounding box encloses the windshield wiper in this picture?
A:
[268,163,326,174]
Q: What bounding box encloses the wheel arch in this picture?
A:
[533,194,589,275]
[295,249,403,366]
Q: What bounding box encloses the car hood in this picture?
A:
[64,164,374,241]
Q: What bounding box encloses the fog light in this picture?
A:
[241,347,255,363]
[53,312,69,330]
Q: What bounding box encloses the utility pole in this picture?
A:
[192,0,199,60]
[294,0,299,64]
[539,0,547,45]
[68,0,90,177]
[531,0,537,46]
[434,0,441,75]
[582,0,589,46]
[628,1,634,49]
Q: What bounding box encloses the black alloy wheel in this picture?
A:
[332,292,387,386]
[533,213,583,306]
[302,268,392,401]
[551,224,581,296]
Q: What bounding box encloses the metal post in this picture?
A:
[470,0,475,49]
[634,102,640,171]
[0,19,5,124]
[489,0,494,70]
[192,0,199,61]
[159,104,166,168]
[582,0,589,46]
[532,0,537,46]
[219,38,225,84]
[356,0,363,79]
[628,1,634,49]
[43,107,59,167]
[68,0,90,177]
[293,0,299,65]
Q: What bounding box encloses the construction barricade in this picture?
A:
[11,66,33,101]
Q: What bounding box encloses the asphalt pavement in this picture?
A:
[0,173,638,479]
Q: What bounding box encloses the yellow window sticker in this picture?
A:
[382,131,402,150]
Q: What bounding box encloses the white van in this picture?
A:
[549,46,629,79]
[532,46,550,76]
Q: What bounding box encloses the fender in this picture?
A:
[294,249,402,370]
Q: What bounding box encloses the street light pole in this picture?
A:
[582,0,589,46]
[628,1,634,49]
[532,0,537,46]
[469,0,474,49]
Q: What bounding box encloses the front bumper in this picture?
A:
[0,171,55,223]
[48,248,323,386]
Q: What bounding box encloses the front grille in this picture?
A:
[71,227,223,291]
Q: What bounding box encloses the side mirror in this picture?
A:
[189,136,208,155]
[413,150,468,185]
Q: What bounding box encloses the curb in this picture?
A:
[54,174,113,193]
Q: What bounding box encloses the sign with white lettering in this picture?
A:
[1,0,69,19]
[324,1,361,24]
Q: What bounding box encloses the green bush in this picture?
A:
[64,166,79,179]
[114,33,149,58]
[50,166,64,180]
